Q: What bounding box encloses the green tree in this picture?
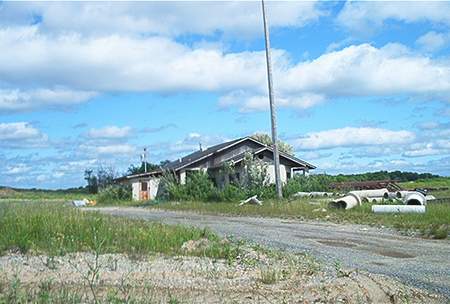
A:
[127,160,171,175]
[84,169,98,194]
[251,133,294,155]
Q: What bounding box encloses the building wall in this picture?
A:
[267,164,287,184]
[211,140,262,166]
[130,177,161,201]
[132,181,140,201]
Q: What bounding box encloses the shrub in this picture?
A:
[212,184,247,202]
[158,171,185,201]
[97,184,131,204]
[184,171,215,201]
[283,174,333,197]
[158,171,215,201]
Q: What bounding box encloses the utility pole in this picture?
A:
[261,0,282,198]
[141,148,148,173]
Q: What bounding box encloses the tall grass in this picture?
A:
[0,202,237,259]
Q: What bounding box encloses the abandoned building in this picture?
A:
[117,136,316,201]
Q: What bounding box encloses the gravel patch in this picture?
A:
[85,207,450,298]
[0,250,443,303]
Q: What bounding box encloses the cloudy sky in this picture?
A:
[1,1,450,189]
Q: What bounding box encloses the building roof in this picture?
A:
[118,136,315,180]
[219,146,316,169]
[163,137,245,171]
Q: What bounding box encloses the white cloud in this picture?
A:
[5,163,31,175]
[294,127,416,150]
[0,26,266,93]
[403,143,441,157]
[81,144,136,155]
[337,1,450,31]
[0,2,324,37]
[87,126,132,139]
[0,122,48,148]
[0,88,96,113]
[281,43,450,98]
[1,24,450,113]
[403,139,450,157]
[219,91,325,112]
[222,43,450,111]
[416,31,449,52]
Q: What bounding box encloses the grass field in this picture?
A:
[0,187,93,201]
[0,201,238,259]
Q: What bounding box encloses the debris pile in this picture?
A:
[71,198,96,207]
[239,195,263,206]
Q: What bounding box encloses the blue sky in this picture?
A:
[0,1,449,189]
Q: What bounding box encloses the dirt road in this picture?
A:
[87,207,450,298]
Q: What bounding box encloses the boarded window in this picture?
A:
[141,182,148,191]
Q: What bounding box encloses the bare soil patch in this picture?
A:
[0,251,443,303]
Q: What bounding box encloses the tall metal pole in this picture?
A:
[143,148,147,173]
[261,0,282,198]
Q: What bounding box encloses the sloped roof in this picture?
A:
[163,137,246,171]
[119,136,315,180]
[219,146,316,169]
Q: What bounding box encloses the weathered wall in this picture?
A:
[132,181,140,201]
[130,177,161,201]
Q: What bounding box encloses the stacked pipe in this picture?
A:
[329,189,389,210]
[329,189,430,213]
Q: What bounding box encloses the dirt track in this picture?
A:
[86,207,450,298]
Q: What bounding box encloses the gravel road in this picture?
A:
[86,207,450,298]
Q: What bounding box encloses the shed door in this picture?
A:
[140,182,149,200]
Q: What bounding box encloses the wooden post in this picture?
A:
[261,0,282,198]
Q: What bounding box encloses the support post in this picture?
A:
[261,0,282,198]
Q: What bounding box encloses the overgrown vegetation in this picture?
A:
[283,174,333,196]
[84,166,119,194]
[96,184,132,205]
[0,201,238,259]
[158,153,276,202]
[251,133,294,155]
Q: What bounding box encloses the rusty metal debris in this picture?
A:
[330,180,402,192]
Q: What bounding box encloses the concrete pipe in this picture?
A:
[425,194,436,201]
[386,192,398,199]
[403,192,426,206]
[330,193,362,210]
[372,205,426,213]
[396,191,412,199]
[309,192,334,197]
[370,197,385,203]
[293,192,311,198]
[349,188,389,199]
